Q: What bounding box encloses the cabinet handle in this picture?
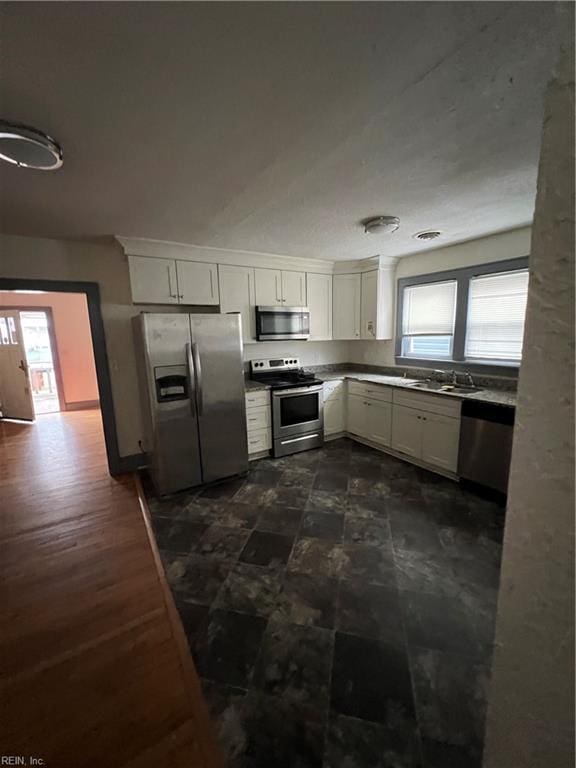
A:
[209,269,214,298]
[167,265,176,299]
[275,275,280,303]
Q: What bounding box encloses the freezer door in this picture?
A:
[136,314,202,494]
[190,314,248,483]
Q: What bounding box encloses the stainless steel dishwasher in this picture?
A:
[458,400,515,494]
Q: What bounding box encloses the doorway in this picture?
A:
[20,310,62,415]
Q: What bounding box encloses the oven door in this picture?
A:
[272,385,324,439]
[256,306,310,341]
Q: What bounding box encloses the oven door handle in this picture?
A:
[272,386,323,397]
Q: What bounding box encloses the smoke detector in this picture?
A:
[0,120,63,170]
[414,230,442,242]
[362,215,400,235]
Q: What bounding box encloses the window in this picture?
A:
[396,257,529,370]
[465,270,529,362]
[401,280,457,360]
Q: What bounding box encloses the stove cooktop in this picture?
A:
[250,372,323,390]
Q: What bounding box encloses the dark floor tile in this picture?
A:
[211,501,260,530]
[347,494,388,519]
[438,526,502,566]
[390,511,444,555]
[201,680,248,766]
[272,572,338,629]
[300,510,344,541]
[337,579,404,642]
[214,563,284,617]
[401,590,478,656]
[171,498,225,524]
[255,505,303,535]
[176,601,209,644]
[314,470,349,493]
[393,550,460,598]
[163,553,231,604]
[344,516,392,547]
[248,468,282,487]
[340,543,397,587]
[239,530,294,568]
[234,483,279,506]
[239,692,326,768]
[274,485,311,509]
[151,518,209,554]
[421,738,483,768]
[325,714,422,768]
[288,538,346,578]
[306,490,349,514]
[278,467,316,489]
[193,525,250,561]
[193,608,267,687]
[348,477,391,499]
[331,632,416,726]
[388,477,423,501]
[253,620,333,709]
[410,648,489,750]
[348,461,388,482]
[198,476,247,500]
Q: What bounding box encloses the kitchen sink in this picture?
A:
[408,380,483,394]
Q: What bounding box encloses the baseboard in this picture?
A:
[65,399,101,411]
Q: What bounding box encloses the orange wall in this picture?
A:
[0,291,99,406]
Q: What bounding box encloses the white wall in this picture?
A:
[483,47,574,768]
[244,340,350,367]
[348,226,532,369]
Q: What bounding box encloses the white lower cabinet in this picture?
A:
[346,394,366,437]
[324,397,345,435]
[364,398,392,447]
[391,403,460,473]
[245,390,272,458]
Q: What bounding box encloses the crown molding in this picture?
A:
[333,254,399,274]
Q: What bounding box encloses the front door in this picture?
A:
[0,310,35,420]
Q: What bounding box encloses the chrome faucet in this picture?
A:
[463,371,475,387]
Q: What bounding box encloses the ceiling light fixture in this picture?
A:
[0,120,63,170]
[362,215,400,235]
[414,230,442,242]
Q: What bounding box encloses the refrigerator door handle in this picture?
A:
[192,341,204,416]
[186,342,196,418]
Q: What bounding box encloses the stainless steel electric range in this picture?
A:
[249,358,324,457]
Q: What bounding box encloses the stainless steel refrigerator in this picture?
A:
[133,313,248,495]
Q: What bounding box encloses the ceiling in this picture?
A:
[0,2,568,261]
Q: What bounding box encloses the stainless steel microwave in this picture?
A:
[255,306,310,341]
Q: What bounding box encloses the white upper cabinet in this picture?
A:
[282,271,307,306]
[360,269,394,340]
[254,268,306,306]
[128,255,179,305]
[307,273,333,340]
[218,264,256,342]
[254,268,283,306]
[333,274,361,339]
[176,260,219,305]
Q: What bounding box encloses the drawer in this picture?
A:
[245,390,270,409]
[323,379,345,401]
[348,379,392,403]
[246,406,271,432]
[247,428,272,454]
[393,389,461,418]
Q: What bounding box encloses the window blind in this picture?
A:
[465,269,529,361]
[402,280,457,336]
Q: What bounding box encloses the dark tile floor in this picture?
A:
[144,438,505,768]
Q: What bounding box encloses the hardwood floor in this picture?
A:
[0,410,222,768]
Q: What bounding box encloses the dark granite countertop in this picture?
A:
[316,369,517,408]
[244,379,271,392]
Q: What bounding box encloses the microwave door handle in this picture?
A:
[192,341,204,417]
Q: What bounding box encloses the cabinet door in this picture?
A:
[255,268,283,306]
[365,398,392,447]
[421,412,460,473]
[176,261,219,305]
[347,394,366,437]
[361,270,378,339]
[282,271,306,306]
[219,265,256,342]
[333,274,361,339]
[308,273,333,340]
[128,255,179,304]
[391,404,422,459]
[324,397,344,435]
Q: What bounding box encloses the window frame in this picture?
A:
[395,256,529,376]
